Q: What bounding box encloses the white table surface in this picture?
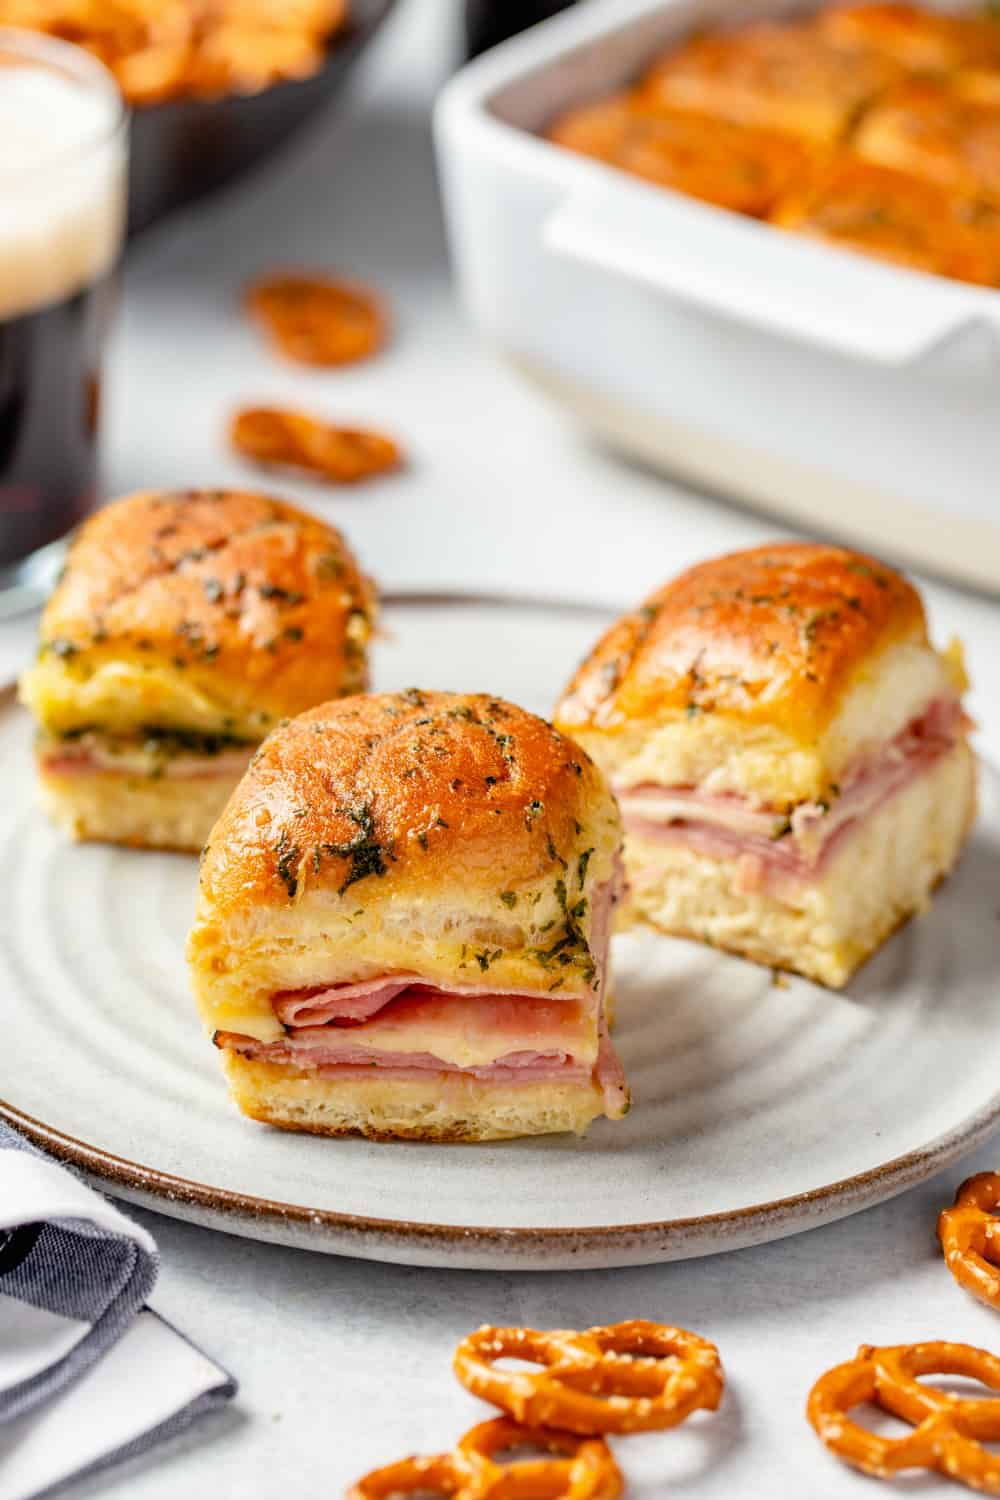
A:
[7,1,1000,1495]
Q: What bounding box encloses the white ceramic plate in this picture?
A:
[2,594,998,1270]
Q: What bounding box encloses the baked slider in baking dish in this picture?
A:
[546,100,811,217]
[19,489,374,853]
[771,155,1000,284]
[818,3,1000,72]
[637,21,902,146]
[854,79,1000,205]
[189,691,629,1141]
[554,544,975,989]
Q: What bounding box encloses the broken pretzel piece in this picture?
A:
[230,406,401,485]
[245,271,387,366]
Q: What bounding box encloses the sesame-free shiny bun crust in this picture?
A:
[198,690,618,921]
[190,691,623,1041]
[20,488,374,741]
[555,543,925,745]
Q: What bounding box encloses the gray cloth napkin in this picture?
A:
[0,1122,236,1499]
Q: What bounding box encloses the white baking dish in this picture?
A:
[434,0,1000,594]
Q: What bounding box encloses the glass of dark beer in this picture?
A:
[0,30,126,575]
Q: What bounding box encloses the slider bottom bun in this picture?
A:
[223,1054,610,1143]
[624,739,975,989]
[35,765,246,854]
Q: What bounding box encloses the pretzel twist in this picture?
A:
[346,1451,477,1500]
[457,1419,623,1500]
[939,1173,1000,1309]
[346,1419,621,1500]
[808,1341,1000,1492]
[453,1319,723,1435]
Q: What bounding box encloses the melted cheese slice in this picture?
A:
[285,990,598,1069]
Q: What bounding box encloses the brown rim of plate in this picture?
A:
[4,588,997,1259]
[3,1093,1000,1254]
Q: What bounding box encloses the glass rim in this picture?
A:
[0,26,127,177]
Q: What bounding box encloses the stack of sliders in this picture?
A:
[19,488,374,852]
[188,691,630,1141]
[555,543,975,988]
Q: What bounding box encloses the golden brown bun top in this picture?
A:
[637,20,902,144]
[554,543,926,744]
[770,155,1000,287]
[199,690,620,919]
[33,489,373,737]
[818,3,1000,71]
[546,98,811,218]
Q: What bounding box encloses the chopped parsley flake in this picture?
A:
[524,800,544,829]
[274,830,301,898]
[316,804,389,895]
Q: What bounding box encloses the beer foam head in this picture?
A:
[0,37,126,318]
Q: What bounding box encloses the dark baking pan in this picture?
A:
[127,0,395,234]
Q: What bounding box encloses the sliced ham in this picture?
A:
[216,1030,588,1083]
[274,975,420,1028]
[273,974,599,1030]
[40,738,253,781]
[270,990,595,1069]
[618,695,963,886]
[215,871,628,1116]
[596,1018,629,1116]
[615,788,787,843]
[218,1015,628,1112]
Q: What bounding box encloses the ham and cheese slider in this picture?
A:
[854,79,1000,206]
[554,544,975,989]
[771,156,1000,285]
[637,20,902,146]
[19,488,374,852]
[818,3,1000,73]
[546,98,811,217]
[188,690,629,1141]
